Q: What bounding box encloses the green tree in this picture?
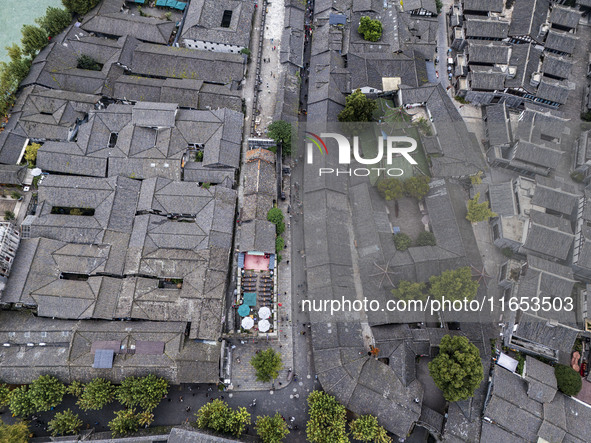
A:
[338,89,376,122]
[76,55,102,71]
[24,143,41,167]
[268,120,292,156]
[0,44,32,116]
[256,413,290,443]
[66,380,84,398]
[28,375,66,412]
[349,415,391,443]
[0,384,9,407]
[429,266,478,302]
[403,176,430,200]
[225,406,251,437]
[196,399,232,433]
[267,207,284,225]
[62,0,101,15]
[109,409,139,437]
[21,25,48,57]
[377,178,404,201]
[116,375,168,412]
[555,364,582,396]
[77,378,116,411]
[391,281,426,301]
[357,16,382,42]
[416,231,436,246]
[0,419,29,443]
[48,409,83,436]
[276,236,285,253]
[4,211,15,221]
[195,399,251,437]
[267,208,285,235]
[393,233,412,251]
[428,335,483,402]
[36,7,72,37]
[466,192,496,223]
[137,410,154,427]
[436,0,443,13]
[8,386,35,417]
[251,348,283,383]
[306,391,348,443]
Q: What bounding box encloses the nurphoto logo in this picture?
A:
[304,130,418,177]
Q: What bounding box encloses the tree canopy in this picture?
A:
[416,231,436,246]
[428,335,483,402]
[255,413,290,443]
[36,7,72,37]
[391,281,427,301]
[195,399,251,438]
[555,364,582,396]
[116,374,168,412]
[358,16,383,42]
[393,233,412,251]
[8,386,35,417]
[109,409,139,437]
[267,207,285,235]
[349,415,391,443]
[403,176,430,200]
[24,143,41,167]
[429,266,479,301]
[77,378,116,411]
[21,25,48,57]
[306,391,348,443]
[268,120,292,156]
[48,409,83,437]
[377,178,404,201]
[0,420,29,443]
[62,0,101,15]
[251,348,283,382]
[466,192,496,223]
[338,89,377,123]
[28,375,66,412]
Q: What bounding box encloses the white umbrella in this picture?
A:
[258,319,270,332]
[258,306,271,319]
[31,168,42,177]
[241,317,254,330]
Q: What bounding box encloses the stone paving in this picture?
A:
[230,162,295,392]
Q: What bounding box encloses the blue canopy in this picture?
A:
[238,304,250,317]
[243,292,257,306]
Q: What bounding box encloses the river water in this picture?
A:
[0,0,64,63]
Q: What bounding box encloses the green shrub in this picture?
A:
[416,231,436,246]
[393,233,412,251]
[555,364,582,396]
[358,16,382,42]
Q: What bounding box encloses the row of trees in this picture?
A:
[393,231,436,251]
[0,374,168,436]
[0,6,72,116]
[267,207,286,259]
[377,176,430,202]
[307,391,391,443]
[391,266,479,302]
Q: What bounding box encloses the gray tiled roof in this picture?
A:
[465,18,509,39]
[81,13,175,45]
[484,103,512,146]
[512,140,563,169]
[181,0,255,48]
[509,0,549,41]
[545,29,578,54]
[541,53,573,79]
[238,219,276,254]
[489,182,516,216]
[464,0,503,12]
[524,355,557,403]
[467,42,511,65]
[549,5,581,29]
[130,44,245,85]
